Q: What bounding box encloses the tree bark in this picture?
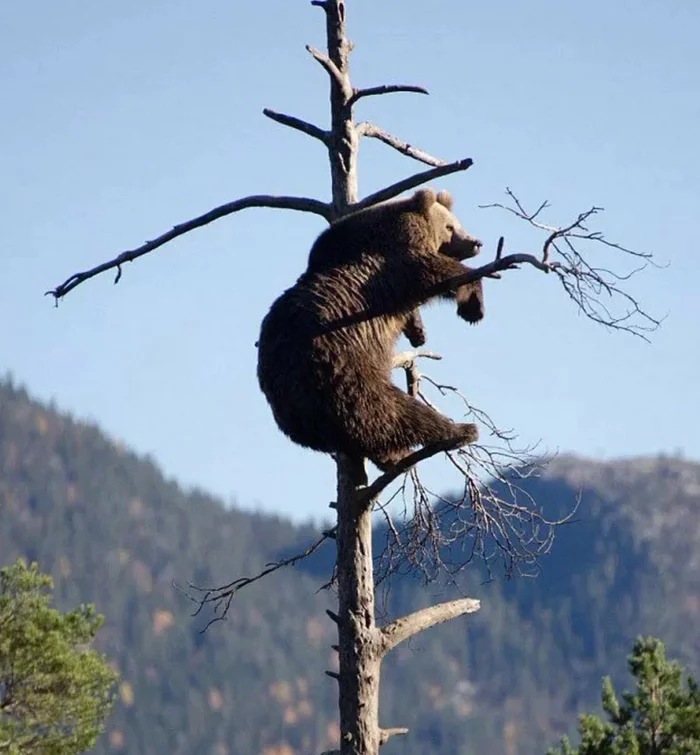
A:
[335,456,381,755]
[317,0,358,215]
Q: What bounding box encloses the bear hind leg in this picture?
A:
[366,386,478,471]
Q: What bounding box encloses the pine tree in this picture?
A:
[0,559,118,754]
[549,637,700,755]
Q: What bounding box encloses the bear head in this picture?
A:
[305,187,482,274]
[412,188,483,261]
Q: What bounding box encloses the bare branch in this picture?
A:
[382,449,565,584]
[349,84,429,106]
[175,529,333,630]
[48,194,331,301]
[306,44,346,91]
[357,122,446,167]
[480,188,662,340]
[359,431,478,505]
[428,252,552,301]
[263,108,329,144]
[371,363,579,594]
[352,158,473,211]
[379,598,480,655]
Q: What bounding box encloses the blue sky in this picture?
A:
[2,0,698,522]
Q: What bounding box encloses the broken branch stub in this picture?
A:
[379,598,481,656]
[262,108,330,144]
[348,84,429,106]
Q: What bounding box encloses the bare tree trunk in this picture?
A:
[317,0,359,214]
[335,456,380,755]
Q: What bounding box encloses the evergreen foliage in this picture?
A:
[548,637,700,754]
[0,559,117,754]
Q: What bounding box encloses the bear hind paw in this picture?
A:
[368,423,478,472]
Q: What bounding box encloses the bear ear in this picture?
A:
[436,190,454,211]
[411,188,437,215]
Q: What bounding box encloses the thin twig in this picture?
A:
[263,108,329,144]
[175,530,333,630]
[371,360,577,588]
[48,194,331,300]
[357,122,446,167]
[480,188,661,340]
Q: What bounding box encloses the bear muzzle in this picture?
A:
[442,234,483,261]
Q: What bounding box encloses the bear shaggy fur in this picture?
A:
[257,188,485,470]
[307,190,485,345]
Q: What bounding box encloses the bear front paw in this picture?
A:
[456,296,484,324]
[455,423,479,445]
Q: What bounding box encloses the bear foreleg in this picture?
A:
[421,257,486,325]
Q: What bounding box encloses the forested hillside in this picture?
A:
[1,377,698,755]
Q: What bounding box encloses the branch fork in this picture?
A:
[306,44,350,97]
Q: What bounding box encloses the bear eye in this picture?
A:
[446,224,455,233]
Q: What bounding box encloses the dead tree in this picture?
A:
[48,3,659,755]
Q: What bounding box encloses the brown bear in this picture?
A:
[257,188,484,471]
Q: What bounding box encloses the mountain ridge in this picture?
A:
[1,376,697,755]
